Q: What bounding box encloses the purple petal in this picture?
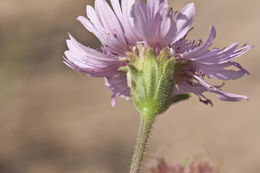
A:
[77,16,102,39]
[181,26,251,65]
[82,4,127,55]
[175,79,207,96]
[147,0,166,18]
[94,0,126,43]
[160,9,174,39]
[110,0,140,45]
[121,0,135,15]
[110,0,125,24]
[64,34,123,77]
[193,43,251,65]
[183,26,216,59]
[216,92,248,101]
[191,73,248,101]
[173,3,195,44]
[131,0,171,47]
[191,61,249,80]
[105,73,130,106]
[131,1,150,42]
[176,72,248,104]
[147,0,159,17]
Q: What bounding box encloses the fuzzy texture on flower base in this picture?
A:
[64,0,250,106]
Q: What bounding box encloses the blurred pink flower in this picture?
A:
[64,0,250,106]
[150,157,217,173]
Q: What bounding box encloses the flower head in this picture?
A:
[64,0,250,107]
[149,157,217,173]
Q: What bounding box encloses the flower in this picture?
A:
[64,0,250,106]
[149,157,217,173]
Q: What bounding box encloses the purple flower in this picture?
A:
[64,0,250,106]
[149,157,216,173]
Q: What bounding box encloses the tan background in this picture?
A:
[0,0,259,173]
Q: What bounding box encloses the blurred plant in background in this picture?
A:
[149,156,217,173]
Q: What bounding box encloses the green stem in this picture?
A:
[130,114,155,173]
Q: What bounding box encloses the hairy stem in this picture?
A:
[130,114,155,173]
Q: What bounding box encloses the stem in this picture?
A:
[130,114,155,173]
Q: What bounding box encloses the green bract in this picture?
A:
[124,48,191,118]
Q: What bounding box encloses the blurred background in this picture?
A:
[0,0,259,173]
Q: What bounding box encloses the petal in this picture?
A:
[84,5,127,55]
[175,79,207,96]
[160,9,173,39]
[67,34,119,61]
[176,3,195,29]
[191,61,249,80]
[64,52,120,77]
[216,92,248,101]
[182,26,251,65]
[131,1,150,41]
[105,73,130,106]
[175,79,214,106]
[110,0,124,21]
[183,26,216,59]
[191,73,248,101]
[77,15,108,46]
[131,0,173,48]
[159,4,179,46]
[173,3,195,44]
[77,16,99,36]
[147,0,160,17]
[176,72,248,104]
[197,43,251,64]
[94,0,126,43]
[64,34,123,77]
[121,1,140,44]
[121,0,135,14]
